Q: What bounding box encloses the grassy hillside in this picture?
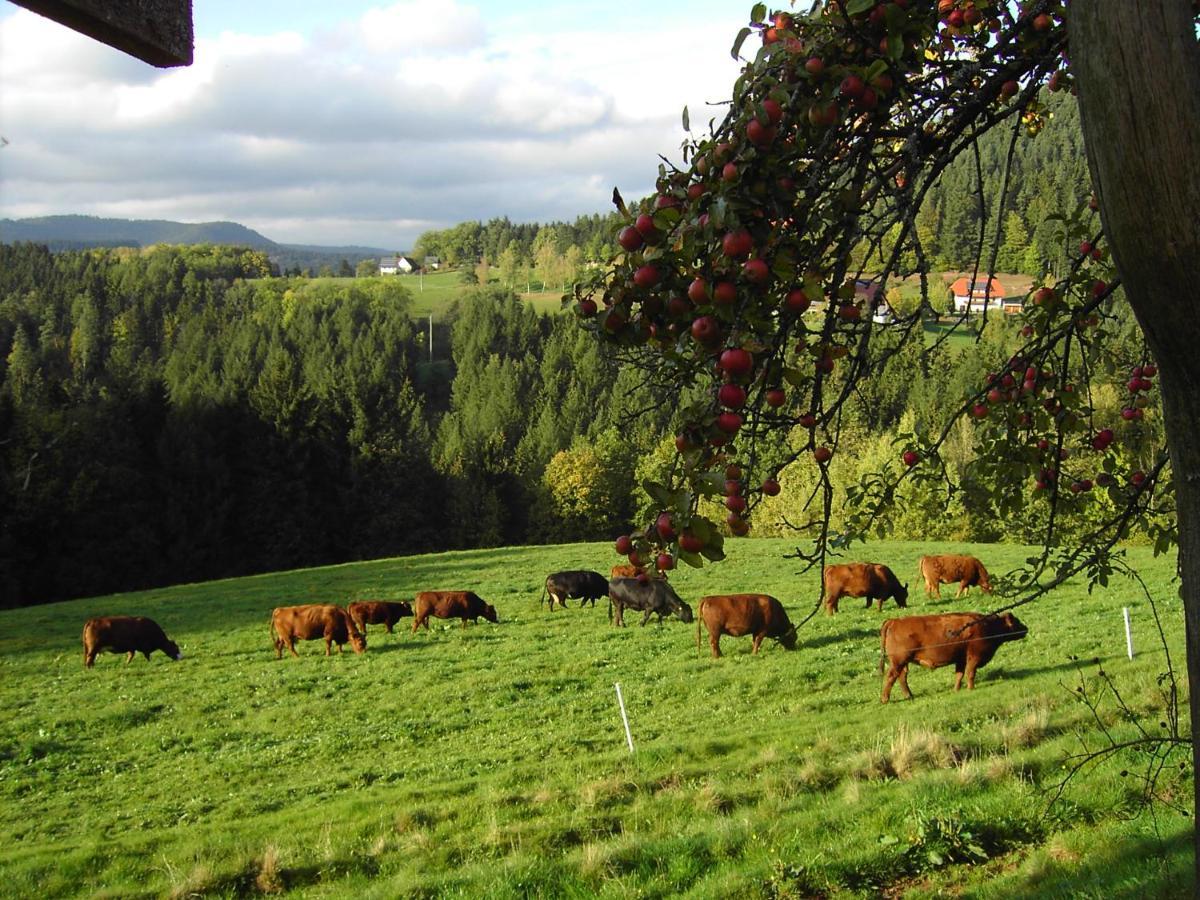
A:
[0,539,1190,898]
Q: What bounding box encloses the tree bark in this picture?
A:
[1071,0,1200,879]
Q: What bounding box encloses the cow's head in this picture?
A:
[895,583,909,608]
[398,601,414,617]
[979,573,994,594]
[672,598,694,624]
[349,629,367,654]
[778,625,798,650]
[163,639,183,661]
[482,603,499,624]
[999,612,1028,641]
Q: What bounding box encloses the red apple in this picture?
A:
[783,288,811,314]
[902,450,919,467]
[656,553,675,571]
[687,277,709,304]
[762,98,783,124]
[765,388,786,407]
[713,280,738,305]
[617,226,643,252]
[633,265,660,289]
[691,316,720,344]
[614,535,633,555]
[578,298,597,317]
[743,258,770,284]
[725,494,747,513]
[839,75,865,100]
[762,478,781,496]
[722,162,739,183]
[634,213,658,239]
[813,446,832,463]
[656,512,677,541]
[719,347,754,377]
[722,229,754,258]
[679,532,704,553]
[805,57,825,76]
[719,383,747,409]
[716,412,743,434]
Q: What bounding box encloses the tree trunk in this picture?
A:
[1071,0,1200,877]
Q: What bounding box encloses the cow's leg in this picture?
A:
[84,648,95,668]
[752,632,765,654]
[934,582,942,600]
[865,595,873,609]
[956,581,968,599]
[125,651,135,664]
[898,664,913,699]
[965,659,978,690]
[882,662,904,702]
[287,639,299,658]
[953,663,965,691]
[143,650,152,660]
[325,635,334,656]
[710,630,722,658]
[385,622,394,633]
[641,609,652,627]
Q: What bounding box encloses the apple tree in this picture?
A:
[577,0,1200,869]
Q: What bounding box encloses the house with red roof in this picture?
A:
[949,276,1010,314]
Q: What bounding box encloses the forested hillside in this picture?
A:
[0,224,1161,606]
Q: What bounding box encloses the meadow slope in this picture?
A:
[0,539,1191,898]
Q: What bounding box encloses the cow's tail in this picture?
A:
[878,619,892,674]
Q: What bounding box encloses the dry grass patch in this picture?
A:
[888,725,960,779]
[578,841,613,880]
[255,844,284,894]
[1002,706,1051,750]
[579,776,638,808]
[167,862,214,900]
[694,779,735,815]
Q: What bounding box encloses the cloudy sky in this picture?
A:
[0,1,749,249]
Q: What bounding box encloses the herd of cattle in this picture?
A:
[80,553,1025,703]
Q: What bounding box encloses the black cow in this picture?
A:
[542,570,609,610]
[608,577,694,627]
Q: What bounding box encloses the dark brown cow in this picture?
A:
[270,604,366,658]
[411,591,498,632]
[82,616,182,668]
[347,600,413,634]
[696,594,797,658]
[823,563,908,614]
[919,554,993,599]
[879,611,1028,702]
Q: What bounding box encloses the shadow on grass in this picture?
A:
[799,626,878,650]
[1006,827,1192,898]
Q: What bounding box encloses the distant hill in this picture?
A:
[0,215,394,275]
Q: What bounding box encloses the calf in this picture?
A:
[271,604,366,658]
[348,600,413,634]
[608,577,693,627]
[82,616,182,668]
[919,554,993,599]
[879,611,1028,702]
[411,591,498,631]
[697,594,797,658]
[823,563,908,614]
[542,570,609,610]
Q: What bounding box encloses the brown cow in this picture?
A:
[347,600,413,634]
[411,591,498,632]
[82,616,183,668]
[696,594,797,658]
[879,611,1028,702]
[270,604,366,658]
[919,554,993,599]
[823,563,908,614]
[610,564,664,580]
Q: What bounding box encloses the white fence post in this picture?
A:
[614,682,635,754]
[1123,606,1134,659]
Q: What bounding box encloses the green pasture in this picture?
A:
[0,540,1190,898]
[302,272,567,318]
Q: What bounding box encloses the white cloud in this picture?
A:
[0,2,743,248]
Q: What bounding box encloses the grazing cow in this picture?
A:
[82,616,182,668]
[542,570,609,610]
[879,611,1028,702]
[823,563,908,614]
[608,577,693,627]
[347,600,413,635]
[696,594,797,658]
[919,554,993,600]
[411,591,498,632]
[610,564,649,580]
[270,604,366,658]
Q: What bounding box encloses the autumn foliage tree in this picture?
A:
[579,0,1200,871]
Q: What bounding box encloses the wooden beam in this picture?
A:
[9,0,193,68]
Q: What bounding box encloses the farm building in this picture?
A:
[949,276,1010,314]
[379,255,419,275]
